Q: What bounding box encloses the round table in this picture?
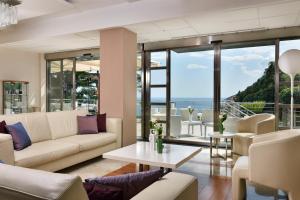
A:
[208,132,235,160]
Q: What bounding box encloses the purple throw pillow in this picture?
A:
[97,113,107,132]
[0,121,8,133]
[77,115,98,134]
[86,169,163,200]
[5,122,32,151]
[83,182,123,200]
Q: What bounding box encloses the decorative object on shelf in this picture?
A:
[188,106,194,122]
[218,113,227,134]
[156,124,164,153]
[149,120,158,150]
[278,49,300,129]
[2,80,29,114]
[0,0,21,28]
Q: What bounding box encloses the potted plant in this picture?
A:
[218,113,227,134]
[156,124,164,153]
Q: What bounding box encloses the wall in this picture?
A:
[0,47,41,113]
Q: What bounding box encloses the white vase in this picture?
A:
[189,114,192,121]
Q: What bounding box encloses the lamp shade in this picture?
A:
[278,49,300,76]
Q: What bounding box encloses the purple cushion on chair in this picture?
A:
[83,182,123,200]
[0,120,8,133]
[97,113,107,132]
[5,122,32,151]
[77,115,98,134]
[86,169,163,200]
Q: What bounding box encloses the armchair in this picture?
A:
[224,113,275,156]
[232,130,300,200]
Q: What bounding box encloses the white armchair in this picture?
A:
[224,113,275,156]
[232,130,300,200]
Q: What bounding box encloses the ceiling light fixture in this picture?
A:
[0,0,21,28]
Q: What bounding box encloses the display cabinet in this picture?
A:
[2,80,29,114]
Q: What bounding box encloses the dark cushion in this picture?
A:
[83,182,123,200]
[86,169,163,200]
[5,122,32,151]
[77,115,98,134]
[0,120,8,133]
[97,113,107,132]
[0,160,4,164]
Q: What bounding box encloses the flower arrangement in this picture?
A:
[149,120,164,153]
[218,113,227,134]
[188,106,194,121]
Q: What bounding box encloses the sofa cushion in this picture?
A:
[0,113,52,143]
[86,169,163,200]
[55,133,117,152]
[83,182,123,200]
[6,122,32,151]
[97,113,107,132]
[0,120,8,133]
[47,110,88,139]
[14,140,79,168]
[77,116,98,134]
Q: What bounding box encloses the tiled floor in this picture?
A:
[60,147,287,200]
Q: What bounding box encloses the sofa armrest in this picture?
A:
[0,164,89,200]
[0,133,15,165]
[249,134,300,192]
[131,172,198,200]
[106,118,122,147]
[252,130,292,144]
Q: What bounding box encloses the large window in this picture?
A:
[47,56,99,113]
[221,44,275,117]
[171,50,214,138]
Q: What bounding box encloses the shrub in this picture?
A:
[241,101,266,113]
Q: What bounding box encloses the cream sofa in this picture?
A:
[0,110,122,172]
[0,163,198,200]
[224,113,275,156]
[232,130,300,200]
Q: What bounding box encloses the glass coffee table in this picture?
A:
[208,132,234,160]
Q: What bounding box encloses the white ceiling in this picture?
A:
[1,0,300,53]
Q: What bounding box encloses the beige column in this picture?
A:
[100,28,137,147]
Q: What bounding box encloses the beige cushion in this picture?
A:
[132,172,198,200]
[47,110,88,139]
[233,156,249,179]
[0,164,88,200]
[55,133,117,152]
[0,112,52,143]
[15,140,79,167]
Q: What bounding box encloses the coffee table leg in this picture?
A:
[225,138,228,160]
[210,137,212,158]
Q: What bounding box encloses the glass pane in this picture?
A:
[151,52,166,67]
[171,50,214,138]
[279,39,300,128]
[151,88,166,103]
[136,53,142,138]
[48,61,62,112]
[221,45,275,122]
[76,58,100,114]
[151,69,166,85]
[63,59,74,111]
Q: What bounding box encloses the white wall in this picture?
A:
[0,47,41,113]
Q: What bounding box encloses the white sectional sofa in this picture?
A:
[0,110,122,172]
[0,163,198,200]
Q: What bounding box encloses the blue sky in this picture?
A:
[149,39,300,99]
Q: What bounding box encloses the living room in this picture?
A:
[0,0,300,199]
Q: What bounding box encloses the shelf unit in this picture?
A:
[2,80,29,114]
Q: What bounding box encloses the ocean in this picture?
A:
[136,97,214,117]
